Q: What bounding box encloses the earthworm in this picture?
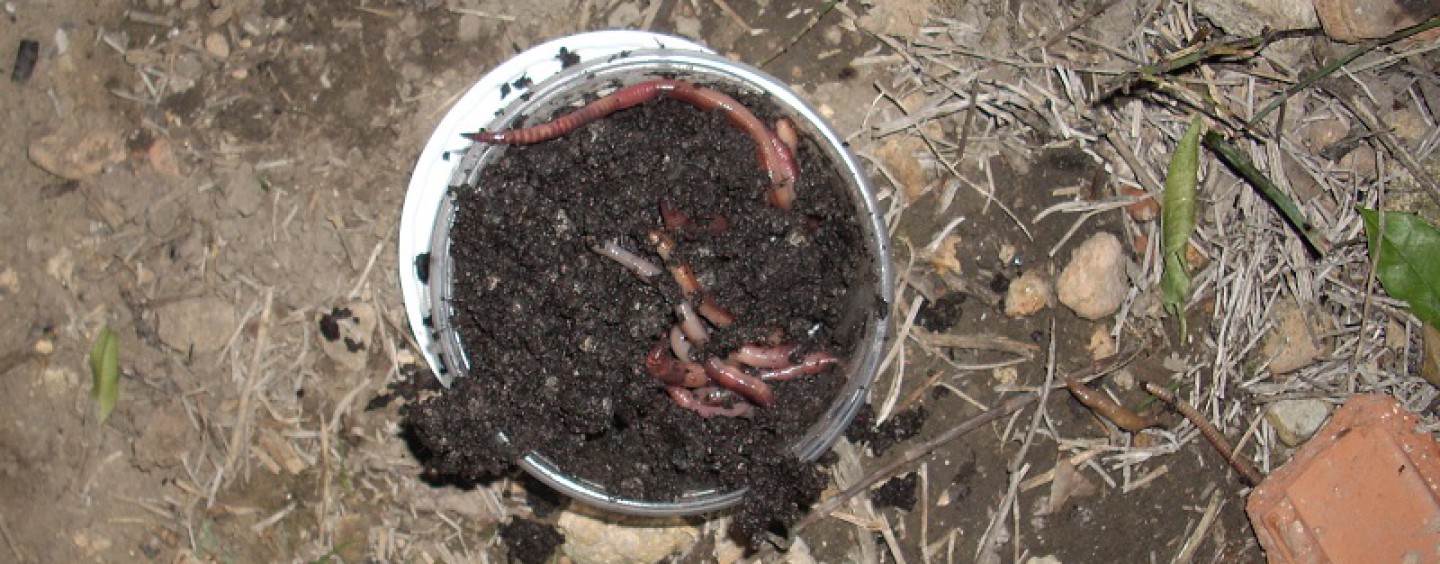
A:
[666,386,755,418]
[703,357,775,408]
[1142,382,1264,487]
[758,351,839,381]
[676,302,709,347]
[775,118,798,152]
[669,325,693,362]
[659,198,689,232]
[671,264,703,297]
[731,344,800,369]
[694,386,739,406]
[648,230,678,262]
[696,295,735,327]
[464,79,798,210]
[592,240,663,279]
[1065,376,1160,433]
[645,338,708,388]
[658,199,730,234]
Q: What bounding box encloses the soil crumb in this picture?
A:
[500,518,565,564]
[847,404,929,456]
[872,472,918,511]
[406,82,869,527]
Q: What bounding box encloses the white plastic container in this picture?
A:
[400,32,893,516]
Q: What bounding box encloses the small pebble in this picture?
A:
[204,32,230,59]
[1004,269,1051,318]
[1056,232,1129,320]
[1266,399,1330,447]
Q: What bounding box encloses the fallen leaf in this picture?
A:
[1161,115,1202,338]
[89,327,120,424]
[1359,209,1440,328]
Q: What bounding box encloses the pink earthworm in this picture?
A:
[694,386,739,406]
[659,199,731,235]
[758,351,840,381]
[703,357,775,408]
[675,302,708,347]
[592,240,663,279]
[669,325,693,362]
[666,386,755,418]
[645,338,708,388]
[464,79,799,210]
[731,344,800,369]
[696,295,735,327]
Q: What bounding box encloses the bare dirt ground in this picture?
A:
[2,0,1437,562]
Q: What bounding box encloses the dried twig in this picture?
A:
[219,288,274,488]
[1174,489,1224,564]
[915,328,1041,357]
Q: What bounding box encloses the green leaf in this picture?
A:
[1202,132,1330,255]
[1360,209,1440,328]
[1161,115,1203,338]
[89,327,120,424]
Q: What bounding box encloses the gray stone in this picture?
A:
[157,297,237,354]
[1266,399,1331,447]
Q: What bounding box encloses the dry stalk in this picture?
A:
[1173,489,1224,564]
[220,288,274,489]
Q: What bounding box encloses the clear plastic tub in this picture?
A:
[416,38,893,517]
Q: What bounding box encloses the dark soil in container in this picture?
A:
[405,83,871,541]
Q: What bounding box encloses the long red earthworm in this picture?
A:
[1142,382,1263,487]
[465,79,798,209]
[703,357,775,408]
[758,351,839,381]
[696,295,735,327]
[645,338,709,388]
[675,302,708,347]
[669,325,693,362]
[666,386,755,418]
[731,344,800,369]
[1065,376,1161,433]
[592,240,663,279]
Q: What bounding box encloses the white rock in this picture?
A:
[558,509,699,564]
[204,32,230,59]
[1056,233,1128,320]
[1266,399,1330,447]
[1004,270,1052,318]
[1194,0,1317,37]
[157,297,237,354]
